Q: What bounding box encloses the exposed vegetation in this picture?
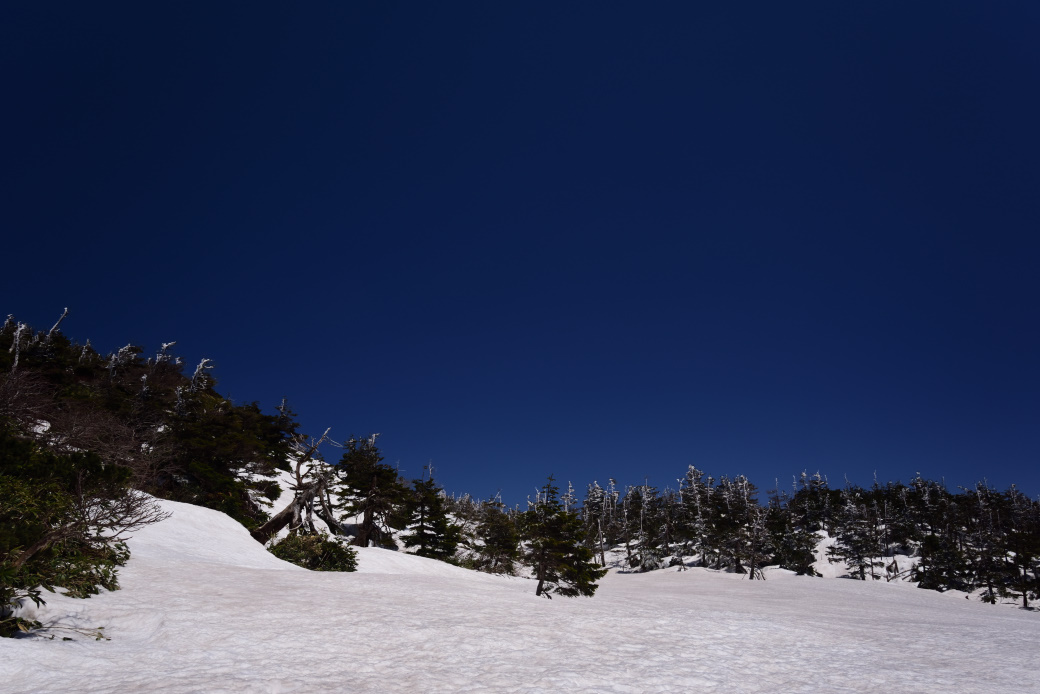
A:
[268,531,358,572]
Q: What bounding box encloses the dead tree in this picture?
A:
[249,428,340,544]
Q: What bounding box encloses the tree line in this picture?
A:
[442,467,1040,609]
[2,311,1038,637]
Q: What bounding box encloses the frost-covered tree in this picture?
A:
[764,487,818,576]
[250,427,338,544]
[621,482,666,572]
[582,481,608,566]
[677,466,712,566]
[828,486,885,580]
[999,486,1040,609]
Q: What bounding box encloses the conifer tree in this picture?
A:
[402,466,461,561]
[520,477,607,598]
[678,466,712,566]
[999,486,1040,609]
[471,498,520,574]
[582,481,608,566]
[913,533,972,592]
[828,486,885,580]
[334,435,409,548]
[764,487,818,576]
[622,482,666,571]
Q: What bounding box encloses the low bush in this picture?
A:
[268,532,358,572]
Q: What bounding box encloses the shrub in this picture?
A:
[268,532,358,572]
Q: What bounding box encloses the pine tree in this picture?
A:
[582,481,608,567]
[520,477,607,598]
[621,481,666,571]
[765,487,818,576]
[402,466,461,561]
[998,486,1040,609]
[471,498,520,574]
[828,485,885,580]
[913,533,972,592]
[334,435,409,548]
[678,466,712,566]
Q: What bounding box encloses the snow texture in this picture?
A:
[2,498,1038,693]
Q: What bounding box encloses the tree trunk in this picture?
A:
[11,527,68,569]
[250,474,328,544]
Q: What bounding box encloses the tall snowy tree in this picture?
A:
[828,486,885,580]
[582,481,608,567]
[764,498,818,576]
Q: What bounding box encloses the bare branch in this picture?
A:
[47,307,70,340]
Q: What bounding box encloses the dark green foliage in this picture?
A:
[998,488,1040,609]
[520,477,607,598]
[787,472,838,534]
[402,468,462,561]
[334,436,409,548]
[827,488,886,580]
[446,494,521,574]
[913,534,971,592]
[765,489,819,576]
[472,499,520,574]
[158,400,294,529]
[0,428,138,637]
[268,531,358,572]
[620,482,668,572]
[0,315,297,530]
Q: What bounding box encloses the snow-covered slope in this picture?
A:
[2,498,1038,694]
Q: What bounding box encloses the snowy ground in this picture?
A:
[3,499,1038,694]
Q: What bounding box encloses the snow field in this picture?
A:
[2,498,1038,693]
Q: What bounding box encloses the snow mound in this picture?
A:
[354,546,484,577]
[132,498,478,579]
[127,498,303,570]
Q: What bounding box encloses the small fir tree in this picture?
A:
[520,477,607,598]
[402,466,462,561]
[471,498,520,574]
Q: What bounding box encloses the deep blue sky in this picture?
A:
[3,3,1038,504]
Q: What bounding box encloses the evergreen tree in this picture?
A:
[582,481,608,567]
[765,487,818,576]
[334,435,409,548]
[677,466,712,567]
[402,466,462,561]
[471,498,520,574]
[998,486,1040,609]
[621,482,666,571]
[968,482,1006,603]
[913,533,972,592]
[788,471,836,534]
[162,398,295,528]
[828,485,885,580]
[520,477,607,598]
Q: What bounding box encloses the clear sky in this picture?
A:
[3,3,1038,504]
